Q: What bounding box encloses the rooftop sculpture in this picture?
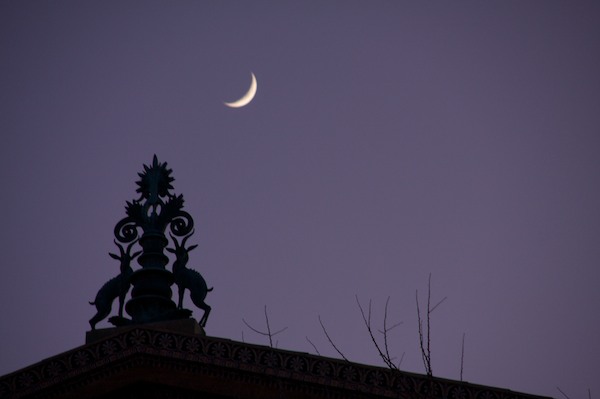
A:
[89,155,212,330]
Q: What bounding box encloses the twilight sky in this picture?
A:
[1,2,599,398]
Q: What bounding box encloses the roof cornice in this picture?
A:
[0,322,552,399]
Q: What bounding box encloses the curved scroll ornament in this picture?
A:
[114,216,139,244]
[93,155,199,328]
[170,210,194,237]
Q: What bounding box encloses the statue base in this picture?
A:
[109,308,192,327]
[86,317,205,344]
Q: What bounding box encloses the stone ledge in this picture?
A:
[86,318,204,344]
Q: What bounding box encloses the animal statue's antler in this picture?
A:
[169,230,196,252]
[110,240,141,267]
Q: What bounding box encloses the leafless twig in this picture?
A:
[556,387,571,399]
[318,315,349,361]
[381,296,403,368]
[356,295,400,370]
[460,333,465,381]
[305,336,321,355]
[398,351,406,368]
[416,288,430,376]
[430,296,447,313]
[416,273,444,377]
[242,305,288,348]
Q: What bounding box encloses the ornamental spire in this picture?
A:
[89,156,212,330]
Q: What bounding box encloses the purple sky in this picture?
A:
[1,2,599,397]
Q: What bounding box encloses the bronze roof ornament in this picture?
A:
[89,155,211,330]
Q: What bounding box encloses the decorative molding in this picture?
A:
[0,325,551,399]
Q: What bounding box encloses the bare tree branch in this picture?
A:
[380,296,403,369]
[242,305,288,348]
[305,336,321,355]
[242,318,265,335]
[556,387,571,399]
[398,351,406,368]
[430,296,447,313]
[416,272,443,377]
[382,296,392,366]
[262,305,276,347]
[460,333,465,381]
[377,321,403,335]
[416,288,431,376]
[356,295,398,370]
[318,315,349,362]
[426,274,431,372]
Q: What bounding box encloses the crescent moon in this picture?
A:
[224,73,257,108]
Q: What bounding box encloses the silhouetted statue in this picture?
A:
[89,155,212,328]
[167,231,212,327]
[89,240,141,330]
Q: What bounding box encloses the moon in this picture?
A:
[224,73,257,108]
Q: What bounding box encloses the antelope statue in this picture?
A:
[167,232,213,327]
[89,240,141,330]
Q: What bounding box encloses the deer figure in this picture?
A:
[89,240,141,330]
[167,232,213,327]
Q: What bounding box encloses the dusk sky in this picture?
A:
[1,2,599,398]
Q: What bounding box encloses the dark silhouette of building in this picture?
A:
[0,319,551,399]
